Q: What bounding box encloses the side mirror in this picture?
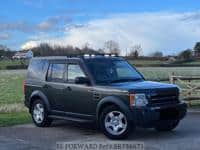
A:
[75,77,90,85]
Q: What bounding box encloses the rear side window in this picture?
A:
[27,59,48,80]
[47,63,66,82]
[68,64,85,82]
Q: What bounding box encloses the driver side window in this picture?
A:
[67,64,86,83]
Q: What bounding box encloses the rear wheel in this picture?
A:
[99,105,132,139]
[154,120,179,131]
[31,99,52,127]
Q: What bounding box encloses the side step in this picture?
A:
[48,115,94,123]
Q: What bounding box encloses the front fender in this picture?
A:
[96,96,133,123]
[29,90,50,112]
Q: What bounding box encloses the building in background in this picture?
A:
[12,50,33,59]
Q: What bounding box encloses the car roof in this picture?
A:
[31,56,124,61]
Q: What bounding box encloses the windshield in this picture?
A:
[86,59,144,84]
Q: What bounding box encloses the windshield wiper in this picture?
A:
[110,78,142,83]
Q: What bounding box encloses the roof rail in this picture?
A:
[83,53,118,58]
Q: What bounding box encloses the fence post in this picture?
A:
[170,72,175,84]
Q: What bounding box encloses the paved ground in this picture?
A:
[0,113,199,150]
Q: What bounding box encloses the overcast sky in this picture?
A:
[1,0,200,55]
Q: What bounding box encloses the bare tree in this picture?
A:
[104,40,120,55]
[98,48,105,54]
[82,42,90,50]
[129,45,142,58]
[29,43,100,56]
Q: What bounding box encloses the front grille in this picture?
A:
[149,88,179,105]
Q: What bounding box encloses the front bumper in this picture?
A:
[131,102,187,128]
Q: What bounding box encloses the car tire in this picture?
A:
[154,120,179,132]
[99,105,132,139]
[31,99,52,127]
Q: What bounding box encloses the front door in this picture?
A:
[63,63,95,116]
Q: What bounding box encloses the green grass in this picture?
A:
[174,59,200,65]
[138,67,200,81]
[0,69,28,126]
[0,112,31,127]
[0,70,26,104]
[128,59,200,67]
[0,60,21,69]
[129,59,165,67]
[1,59,200,70]
[0,59,28,70]
[1,67,200,105]
[0,70,30,127]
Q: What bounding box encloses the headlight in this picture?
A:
[177,87,183,102]
[177,86,182,94]
[129,93,148,107]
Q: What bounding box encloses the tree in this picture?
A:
[178,49,192,60]
[129,50,139,58]
[151,51,163,58]
[98,48,105,54]
[29,43,100,56]
[104,40,120,55]
[129,45,142,58]
[194,42,200,53]
[0,45,14,58]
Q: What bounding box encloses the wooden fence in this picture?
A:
[170,74,200,105]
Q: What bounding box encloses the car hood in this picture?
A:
[109,81,178,92]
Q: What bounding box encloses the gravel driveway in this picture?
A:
[0,113,199,150]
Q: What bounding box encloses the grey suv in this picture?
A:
[24,55,187,139]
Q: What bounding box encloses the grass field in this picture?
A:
[1,67,200,104]
[172,59,200,65]
[0,70,26,104]
[0,60,21,69]
[0,70,30,126]
[0,59,28,70]
[0,112,31,127]
[0,67,200,126]
[129,59,200,67]
[1,59,200,70]
[138,67,200,81]
[1,67,200,105]
[129,59,165,66]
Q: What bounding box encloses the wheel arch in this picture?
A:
[29,90,50,112]
[96,96,133,124]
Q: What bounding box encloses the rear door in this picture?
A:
[45,61,67,111]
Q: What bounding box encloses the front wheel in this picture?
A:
[31,99,52,127]
[154,120,179,132]
[99,105,132,139]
